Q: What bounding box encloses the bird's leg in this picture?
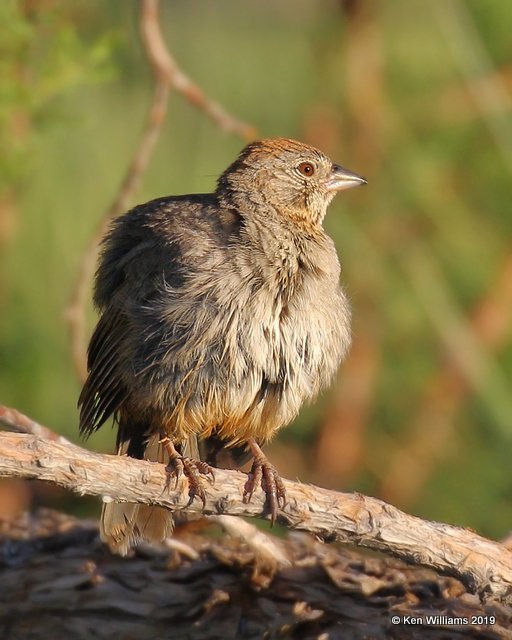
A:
[243,438,286,525]
[159,435,215,507]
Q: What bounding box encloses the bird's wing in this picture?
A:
[79,195,238,439]
[78,209,173,437]
[78,306,130,437]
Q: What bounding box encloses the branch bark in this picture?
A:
[0,426,511,603]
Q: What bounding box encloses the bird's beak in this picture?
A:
[325,164,367,192]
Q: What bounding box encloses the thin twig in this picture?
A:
[140,0,256,140]
[65,0,256,382]
[65,1,171,381]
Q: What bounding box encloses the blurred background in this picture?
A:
[1,0,511,538]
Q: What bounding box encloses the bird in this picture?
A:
[78,137,366,555]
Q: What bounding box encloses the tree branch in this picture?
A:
[0,405,71,444]
[0,413,511,602]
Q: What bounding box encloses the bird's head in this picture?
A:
[217,138,366,226]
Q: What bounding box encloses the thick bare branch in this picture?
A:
[0,426,511,602]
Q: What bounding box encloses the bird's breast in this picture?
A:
[219,252,351,441]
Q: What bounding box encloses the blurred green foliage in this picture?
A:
[0,1,116,195]
[1,0,512,538]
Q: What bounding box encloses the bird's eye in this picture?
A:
[297,162,315,177]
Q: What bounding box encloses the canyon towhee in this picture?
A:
[79,138,366,554]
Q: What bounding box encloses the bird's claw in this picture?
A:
[165,455,215,508]
[243,456,286,525]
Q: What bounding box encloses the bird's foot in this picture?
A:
[243,439,286,525]
[160,436,215,507]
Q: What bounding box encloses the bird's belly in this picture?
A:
[210,280,351,444]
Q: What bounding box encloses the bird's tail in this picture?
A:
[100,433,176,556]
